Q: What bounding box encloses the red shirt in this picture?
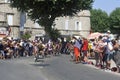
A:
[82,39,88,51]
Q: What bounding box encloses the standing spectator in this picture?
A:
[47,39,53,55]
[60,37,67,54]
[104,40,114,71]
[14,43,20,58]
[111,40,120,72]
[29,41,33,56]
[82,37,88,63]
[19,40,24,56]
[33,43,39,56]
[73,36,82,64]
[0,41,5,59]
[24,42,30,57]
[94,36,105,68]
[88,40,93,58]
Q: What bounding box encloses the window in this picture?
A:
[20,12,26,30]
[7,14,13,25]
[75,21,82,30]
[65,20,69,30]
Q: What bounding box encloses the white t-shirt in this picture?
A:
[108,42,113,51]
[105,42,113,54]
[20,41,23,46]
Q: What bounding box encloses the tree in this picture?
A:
[49,28,61,41]
[109,8,120,34]
[90,9,109,33]
[21,31,31,40]
[10,0,94,40]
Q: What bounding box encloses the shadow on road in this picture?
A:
[30,62,50,67]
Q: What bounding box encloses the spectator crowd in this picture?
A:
[0,31,120,73]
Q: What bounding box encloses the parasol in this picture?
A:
[88,32,103,39]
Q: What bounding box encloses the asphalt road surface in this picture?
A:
[0,55,120,80]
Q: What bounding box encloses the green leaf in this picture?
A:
[10,0,94,39]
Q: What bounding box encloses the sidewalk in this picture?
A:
[88,59,117,68]
[88,58,120,75]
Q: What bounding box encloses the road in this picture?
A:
[0,55,120,80]
[0,57,46,80]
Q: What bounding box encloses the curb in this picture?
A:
[85,59,120,76]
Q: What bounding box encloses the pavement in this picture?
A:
[88,58,117,68]
[1,55,120,80]
[40,54,120,80]
[88,58,120,75]
[0,57,48,80]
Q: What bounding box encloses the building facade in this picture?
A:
[0,0,91,40]
[55,10,91,38]
[0,0,20,39]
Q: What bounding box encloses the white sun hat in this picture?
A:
[107,30,111,33]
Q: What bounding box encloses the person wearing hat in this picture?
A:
[107,30,111,33]
[72,36,82,63]
[106,30,114,41]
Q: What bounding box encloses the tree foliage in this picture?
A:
[50,28,61,41]
[21,31,31,40]
[90,9,109,33]
[109,8,120,34]
[10,0,94,40]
